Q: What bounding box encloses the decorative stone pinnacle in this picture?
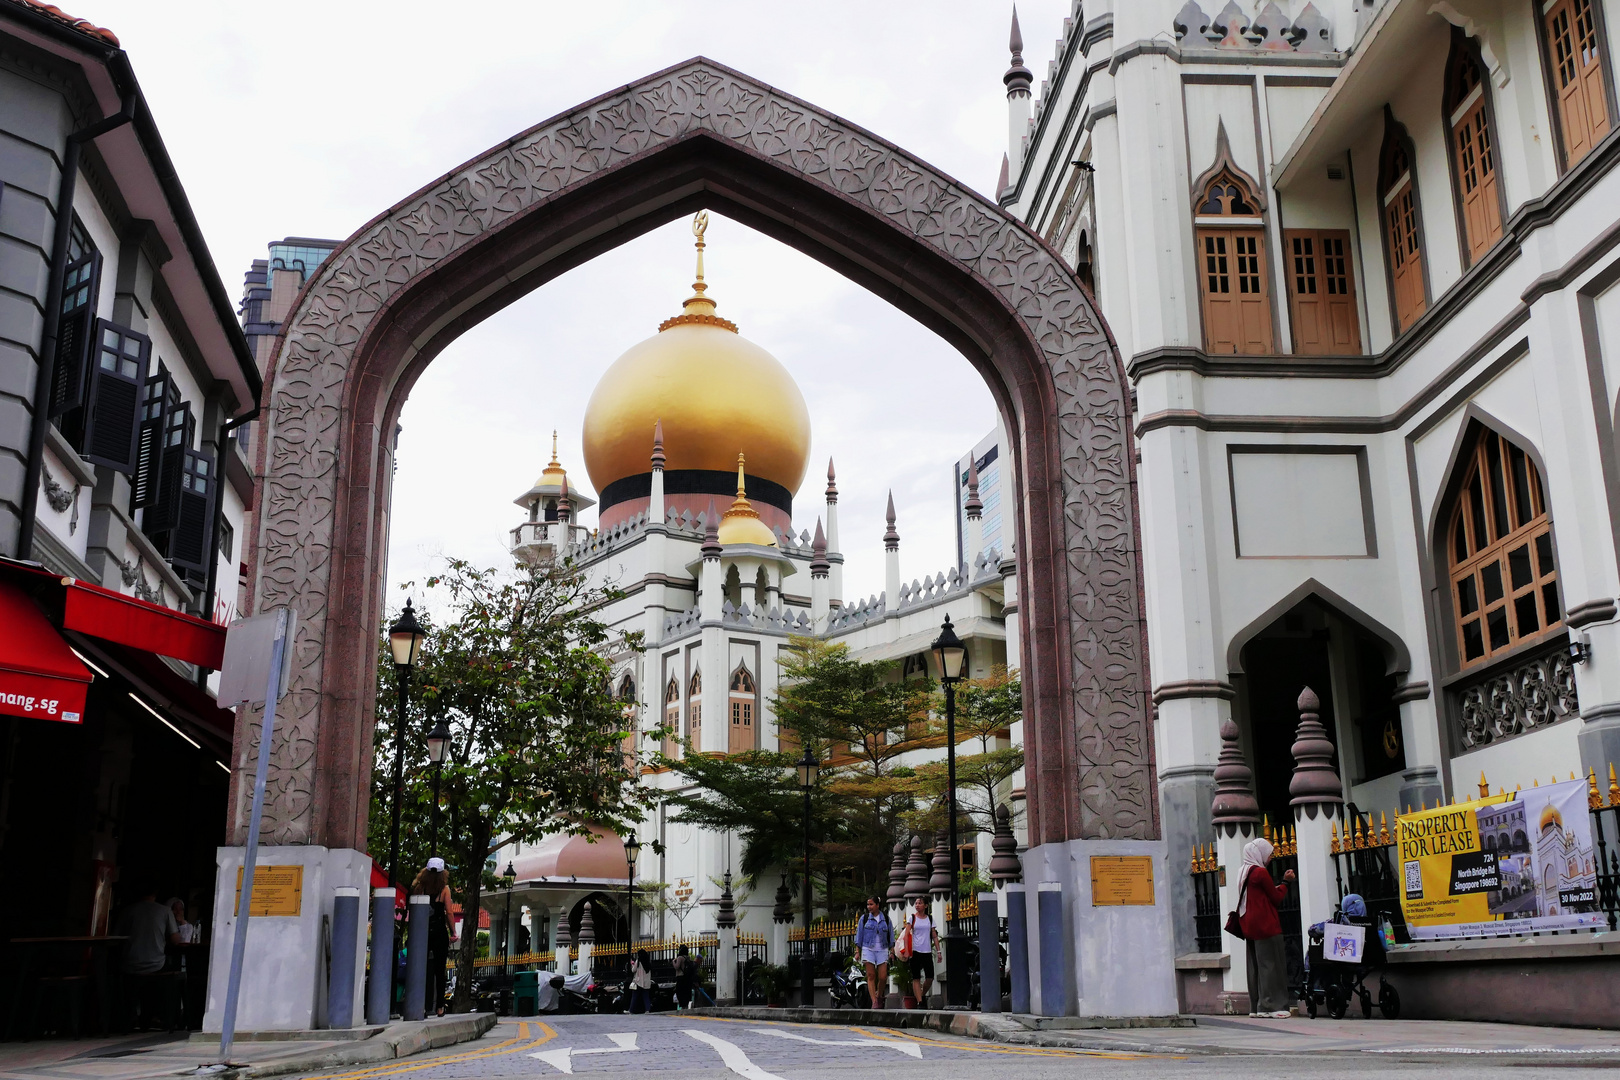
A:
[555,914,572,947]
[884,491,899,550]
[701,499,722,558]
[1005,6,1033,93]
[1289,685,1344,807]
[577,901,596,943]
[716,869,736,929]
[886,841,908,903]
[1211,716,1261,826]
[651,418,665,470]
[773,874,793,923]
[810,518,829,575]
[997,154,1011,196]
[903,834,929,902]
[929,829,953,894]
[557,476,571,521]
[989,803,1021,884]
[826,457,838,502]
[964,456,983,519]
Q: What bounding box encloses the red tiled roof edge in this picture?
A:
[8,0,119,47]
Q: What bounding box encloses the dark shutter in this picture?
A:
[167,448,216,575]
[81,320,150,473]
[130,366,177,510]
[145,402,194,536]
[48,251,102,418]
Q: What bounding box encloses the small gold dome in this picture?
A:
[1539,803,1563,832]
[538,431,568,487]
[582,214,810,508]
[717,455,778,547]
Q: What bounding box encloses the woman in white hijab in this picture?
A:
[1237,837,1294,1017]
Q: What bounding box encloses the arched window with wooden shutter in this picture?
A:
[663,675,680,759]
[1444,426,1562,669]
[1540,0,1612,169]
[1445,36,1505,267]
[1192,125,1273,355]
[687,669,702,751]
[728,662,756,754]
[1379,114,1428,334]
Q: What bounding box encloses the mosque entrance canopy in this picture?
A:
[243,58,1151,852]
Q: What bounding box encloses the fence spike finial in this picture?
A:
[1608,763,1619,806]
[1330,821,1340,854]
[1478,770,1489,798]
[1379,812,1391,846]
[1590,768,1602,810]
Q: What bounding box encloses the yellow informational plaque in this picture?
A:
[234,865,303,917]
[1090,855,1155,906]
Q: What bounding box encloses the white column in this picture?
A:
[770,915,790,968]
[1005,8,1032,176]
[1290,688,1345,935]
[1216,822,1255,1007]
[716,924,738,1004]
[883,491,900,635]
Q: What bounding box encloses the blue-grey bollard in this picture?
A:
[329,887,361,1028]
[1005,884,1030,1015]
[403,895,429,1021]
[366,888,395,1025]
[1037,882,1067,1016]
[977,892,1000,1013]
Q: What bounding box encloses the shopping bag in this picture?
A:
[1323,922,1365,963]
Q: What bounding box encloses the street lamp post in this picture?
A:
[425,718,450,856]
[932,615,969,1007]
[502,861,516,978]
[387,600,425,891]
[795,746,819,1008]
[624,833,642,950]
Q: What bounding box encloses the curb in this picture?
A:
[207,1013,498,1078]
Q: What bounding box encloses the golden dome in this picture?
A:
[717,455,778,547]
[538,431,568,487]
[582,213,811,511]
[1539,803,1563,832]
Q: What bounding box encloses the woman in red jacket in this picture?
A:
[1238,837,1295,1017]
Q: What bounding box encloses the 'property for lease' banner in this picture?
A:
[1398,779,1604,939]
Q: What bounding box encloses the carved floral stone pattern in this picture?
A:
[1457,649,1579,749]
[253,60,1151,846]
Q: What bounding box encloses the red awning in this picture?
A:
[0,559,226,668]
[0,581,90,724]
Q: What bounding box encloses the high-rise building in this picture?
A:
[953,423,1007,570]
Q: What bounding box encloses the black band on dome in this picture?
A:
[599,470,794,517]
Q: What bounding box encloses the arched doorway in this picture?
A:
[237,59,1151,861]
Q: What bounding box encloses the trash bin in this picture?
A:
[514,970,539,1017]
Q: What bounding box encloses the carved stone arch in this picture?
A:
[1224,576,1414,680]
[244,57,1150,851]
[729,659,755,694]
[1191,121,1266,215]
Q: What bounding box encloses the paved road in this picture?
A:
[288,1016,1619,1080]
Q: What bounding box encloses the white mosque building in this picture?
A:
[483,218,1021,957]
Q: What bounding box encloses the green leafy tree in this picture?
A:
[369,557,652,1011]
[911,666,1024,836]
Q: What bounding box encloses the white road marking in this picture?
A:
[529,1033,639,1074]
[683,1029,787,1080]
[749,1028,923,1058]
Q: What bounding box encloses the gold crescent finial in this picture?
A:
[691,211,709,297]
[693,210,709,239]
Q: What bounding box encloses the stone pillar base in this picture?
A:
[1020,838,1178,1017]
[202,846,371,1033]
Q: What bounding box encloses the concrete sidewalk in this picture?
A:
[695,1006,1620,1059]
[0,1014,496,1080]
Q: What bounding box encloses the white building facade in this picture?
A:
[1000,0,1620,977]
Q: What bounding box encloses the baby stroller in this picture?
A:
[1303,894,1401,1019]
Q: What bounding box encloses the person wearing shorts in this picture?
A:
[855,895,893,1009]
[905,896,937,1006]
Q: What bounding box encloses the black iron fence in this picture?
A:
[1589,769,1620,931]
[1331,808,1410,943]
[1190,844,1222,953]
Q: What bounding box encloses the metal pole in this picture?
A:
[387,665,408,1015]
[430,762,442,855]
[218,608,288,1063]
[944,678,967,1007]
[504,883,513,976]
[627,860,635,953]
[801,784,814,1008]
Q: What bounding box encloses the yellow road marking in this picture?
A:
[304,1019,557,1080]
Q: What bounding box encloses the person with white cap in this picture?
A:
[411,858,456,1014]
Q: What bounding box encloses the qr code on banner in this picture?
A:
[1404,859,1423,900]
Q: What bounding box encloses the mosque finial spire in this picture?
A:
[651,418,665,470]
[550,430,560,466]
[735,452,748,499]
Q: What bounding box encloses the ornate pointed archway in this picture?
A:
[240,58,1153,854]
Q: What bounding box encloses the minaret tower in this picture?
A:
[1004,6,1034,180]
[964,454,984,571]
[645,421,667,646]
[884,491,901,635]
[810,519,830,633]
[824,458,842,603]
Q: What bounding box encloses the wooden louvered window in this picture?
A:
[1195,172,1273,354]
[688,670,702,752]
[1447,47,1503,265]
[1380,135,1427,333]
[1284,230,1361,355]
[1447,428,1562,669]
[664,676,680,759]
[728,665,756,754]
[1543,0,1611,167]
[81,320,150,474]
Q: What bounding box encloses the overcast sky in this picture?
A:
[80,0,1073,609]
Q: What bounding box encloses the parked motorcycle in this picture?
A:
[554,972,597,1014]
[828,952,871,1009]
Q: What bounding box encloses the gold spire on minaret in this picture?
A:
[539,429,567,487]
[660,211,738,333]
[716,452,778,547]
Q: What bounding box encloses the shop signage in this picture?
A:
[1397,778,1603,939]
[235,864,303,916]
[1090,855,1155,905]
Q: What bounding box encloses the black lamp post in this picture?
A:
[425,718,450,856]
[387,599,425,891]
[624,833,642,949]
[795,745,819,1008]
[932,614,969,1007]
[501,861,517,977]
